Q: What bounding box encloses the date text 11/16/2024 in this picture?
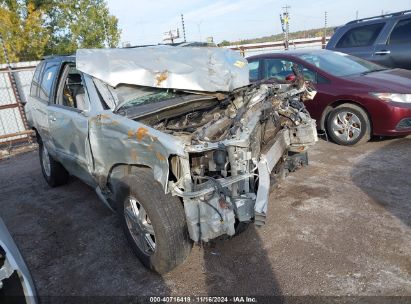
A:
[149,296,258,303]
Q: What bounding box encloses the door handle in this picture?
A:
[374,50,391,55]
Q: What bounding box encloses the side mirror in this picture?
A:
[285,74,296,82]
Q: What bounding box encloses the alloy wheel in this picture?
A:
[124,196,156,255]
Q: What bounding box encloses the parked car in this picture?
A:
[247,49,411,145]
[326,10,411,70]
[0,218,38,304]
[25,47,317,273]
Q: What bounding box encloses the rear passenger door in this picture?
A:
[333,23,386,61]
[373,18,411,69]
[30,60,59,148]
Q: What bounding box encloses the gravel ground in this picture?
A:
[0,137,410,299]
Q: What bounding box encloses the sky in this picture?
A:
[106,0,411,46]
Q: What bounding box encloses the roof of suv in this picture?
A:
[345,10,411,25]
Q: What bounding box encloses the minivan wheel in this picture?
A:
[326,104,371,146]
[38,139,69,187]
[116,169,192,274]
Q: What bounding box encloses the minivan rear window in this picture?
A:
[336,23,385,48]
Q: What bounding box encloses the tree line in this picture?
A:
[219,27,335,46]
[0,0,121,63]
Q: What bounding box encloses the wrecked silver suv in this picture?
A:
[25,47,317,273]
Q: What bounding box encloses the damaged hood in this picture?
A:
[76,46,249,92]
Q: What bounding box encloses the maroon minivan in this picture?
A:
[247,49,411,145]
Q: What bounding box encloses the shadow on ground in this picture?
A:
[202,226,280,297]
[351,137,411,227]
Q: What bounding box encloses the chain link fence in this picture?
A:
[0,61,38,149]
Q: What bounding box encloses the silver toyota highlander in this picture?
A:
[25,46,317,273]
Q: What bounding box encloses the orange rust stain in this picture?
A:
[136,127,148,141]
[156,151,166,161]
[127,130,134,138]
[130,148,138,161]
[155,71,168,86]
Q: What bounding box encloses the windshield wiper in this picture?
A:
[361,68,389,75]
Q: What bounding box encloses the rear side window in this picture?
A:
[389,18,411,45]
[39,61,60,101]
[30,61,44,97]
[336,23,384,48]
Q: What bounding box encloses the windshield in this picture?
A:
[297,51,387,77]
[113,86,181,110]
[93,78,183,110]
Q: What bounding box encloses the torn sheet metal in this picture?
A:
[76,46,249,92]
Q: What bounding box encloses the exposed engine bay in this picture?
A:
[133,79,318,242]
[92,56,318,243]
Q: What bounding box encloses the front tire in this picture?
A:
[116,169,192,274]
[326,103,371,146]
[38,139,69,187]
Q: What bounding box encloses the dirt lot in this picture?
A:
[0,137,410,299]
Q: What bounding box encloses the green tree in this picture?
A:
[218,40,231,47]
[0,0,50,62]
[0,0,121,63]
[46,0,121,55]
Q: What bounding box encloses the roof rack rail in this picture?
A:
[346,10,411,24]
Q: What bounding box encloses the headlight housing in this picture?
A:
[369,93,411,103]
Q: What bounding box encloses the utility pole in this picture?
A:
[356,10,359,20]
[281,5,290,50]
[323,11,328,48]
[181,14,186,42]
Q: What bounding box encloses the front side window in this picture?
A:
[336,23,385,48]
[263,59,294,81]
[299,65,317,83]
[39,61,59,101]
[55,64,89,111]
[389,18,411,45]
[248,60,260,81]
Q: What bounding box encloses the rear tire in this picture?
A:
[326,103,371,146]
[38,138,69,187]
[116,168,192,274]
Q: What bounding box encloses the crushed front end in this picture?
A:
[162,82,318,242]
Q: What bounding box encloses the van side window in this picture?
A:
[389,18,411,45]
[336,23,385,48]
[39,61,59,102]
[30,61,44,97]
